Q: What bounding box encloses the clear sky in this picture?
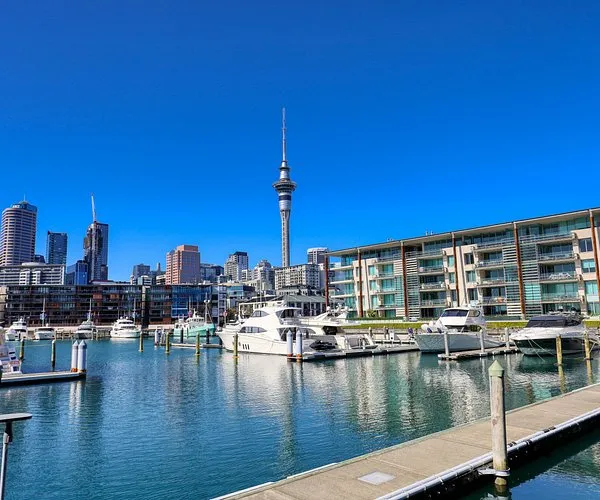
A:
[1,1,599,280]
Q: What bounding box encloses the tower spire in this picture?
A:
[281,107,287,164]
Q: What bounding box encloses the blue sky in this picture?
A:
[1,1,599,280]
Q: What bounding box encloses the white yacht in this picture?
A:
[74,319,97,340]
[110,317,141,339]
[510,313,597,356]
[34,326,55,340]
[0,329,22,375]
[300,307,376,350]
[6,317,28,341]
[414,305,503,353]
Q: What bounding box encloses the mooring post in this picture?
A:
[165,331,170,354]
[489,360,509,491]
[70,341,79,372]
[296,330,303,363]
[504,327,510,349]
[139,332,144,352]
[179,327,183,344]
[206,328,211,344]
[195,333,200,357]
[50,339,56,370]
[479,330,485,354]
[443,330,450,358]
[286,329,293,360]
[556,335,563,366]
[584,330,592,360]
[18,339,24,362]
[154,329,160,346]
[0,413,33,499]
[368,327,373,339]
[233,332,239,358]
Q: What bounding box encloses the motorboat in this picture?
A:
[34,326,56,340]
[6,317,28,341]
[173,310,216,342]
[0,328,22,375]
[74,319,97,340]
[110,317,141,339]
[218,305,343,355]
[414,305,503,353]
[510,313,597,356]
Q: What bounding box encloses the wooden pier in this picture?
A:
[438,345,519,361]
[301,344,419,361]
[219,383,600,499]
[0,371,86,386]
[170,343,223,350]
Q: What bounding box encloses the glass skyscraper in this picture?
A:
[83,222,109,282]
[46,231,68,265]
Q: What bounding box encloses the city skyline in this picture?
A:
[2,2,600,280]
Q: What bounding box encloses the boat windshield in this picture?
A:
[441,309,468,317]
[526,316,580,328]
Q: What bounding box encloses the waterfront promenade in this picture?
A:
[222,382,600,499]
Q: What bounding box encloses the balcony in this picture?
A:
[376,303,397,309]
[537,252,574,262]
[538,272,578,282]
[475,259,504,268]
[540,293,581,302]
[481,296,507,305]
[331,262,353,270]
[420,299,448,306]
[474,239,513,251]
[521,232,575,244]
[417,248,444,258]
[477,277,506,286]
[418,266,445,274]
[420,282,446,290]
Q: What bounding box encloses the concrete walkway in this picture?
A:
[220,383,600,499]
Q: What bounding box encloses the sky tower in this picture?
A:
[272,108,297,268]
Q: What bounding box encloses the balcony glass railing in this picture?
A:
[420,299,448,306]
[418,266,445,273]
[540,293,580,301]
[478,277,506,285]
[475,259,504,268]
[481,296,507,304]
[538,272,577,281]
[538,252,574,261]
[420,282,446,289]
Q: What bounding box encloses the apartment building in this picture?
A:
[329,208,600,319]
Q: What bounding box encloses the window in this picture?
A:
[447,255,455,267]
[579,238,593,253]
[466,271,476,283]
[464,253,474,265]
[582,259,596,274]
[449,272,455,283]
[584,281,598,296]
[368,265,376,276]
[468,288,477,301]
[251,310,268,317]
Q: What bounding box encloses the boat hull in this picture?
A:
[513,337,586,356]
[218,330,318,355]
[415,333,503,353]
[34,332,55,340]
[110,330,141,339]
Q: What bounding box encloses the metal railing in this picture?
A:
[475,259,504,268]
[538,272,577,281]
[420,282,446,290]
[420,299,448,306]
[540,293,581,302]
[478,278,506,286]
[481,297,507,304]
[538,252,574,261]
[417,266,445,273]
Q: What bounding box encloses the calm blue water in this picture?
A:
[1,340,598,499]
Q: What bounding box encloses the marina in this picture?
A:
[1,338,599,499]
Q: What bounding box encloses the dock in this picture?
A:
[0,371,86,386]
[170,343,223,349]
[301,344,419,361]
[438,345,519,361]
[219,382,600,499]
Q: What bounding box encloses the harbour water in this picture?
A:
[1,340,599,499]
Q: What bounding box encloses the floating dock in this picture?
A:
[301,345,419,361]
[0,371,86,386]
[170,343,223,350]
[438,345,519,361]
[218,383,600,499]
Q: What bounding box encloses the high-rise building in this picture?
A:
[83,222,109,282]
[252,259,275,292]
[33,254,46,263]
[224,251,249,281]
[165,245,201,284]
[132,263,151,281]
[199,263,224,283]
[46,231,68,265]
[274,263,320,290]
[272,108,297,267]
[0,200,38,266]
[307,247,328,265]
[65,260,89,285]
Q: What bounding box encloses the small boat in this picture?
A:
[414,305,503,353]
[34,326,55,341]
[110,317,141,339]
[0,328,22,374]
[173,309,216,341]
[510,313,598,356]
[6,317,28,341]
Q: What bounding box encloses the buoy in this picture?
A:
[70,341,80,372]
[77,340,87,373]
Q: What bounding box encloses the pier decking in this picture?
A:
[0,371,86,386]
[438,345,519,361]
[219,382,600,499]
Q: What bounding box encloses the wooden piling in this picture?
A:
[195,333,200,357]
[139,332,144,352]
[504,327,510,349]
[479,330,485,354]
[51,340,56,370]
[443,331,450,358]
[556,335,563,366]
[233,332,239,358]
[584,330,592,360]
[165,331,170,354]
[19,339,24,361]
[489,360,509,491]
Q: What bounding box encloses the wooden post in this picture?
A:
[504,327,510,349]
[139,331,144,352]
[489,360,509,491]
[18,339,24,361]
[556,334,563,366]
[165,331,170,354]
[479,330,485,354]
[195,333,200,357]
[584,330,592,360]
[233,332,239,358]
[51,340,56,370]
